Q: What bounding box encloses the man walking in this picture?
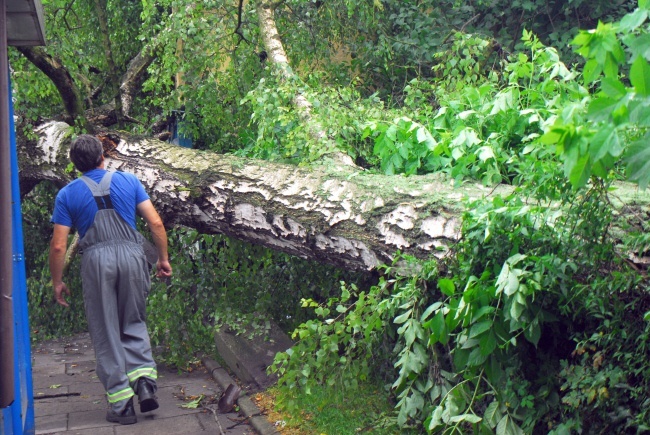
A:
[49,134,172,425]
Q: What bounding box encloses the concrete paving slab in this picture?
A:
[33,374,78,390]
[32,362,67,375]
[113,414,204,434]
[65,360,96,375]
[34,385,70,396]
[67,409,114,430]
[34,395,105,416]
[35,413,68,434]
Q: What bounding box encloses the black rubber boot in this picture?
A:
[106,397,137,425]
[137,378,159,413]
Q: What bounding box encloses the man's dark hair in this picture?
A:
[69,135,104,172]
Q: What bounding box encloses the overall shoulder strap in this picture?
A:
[80,172,115,210]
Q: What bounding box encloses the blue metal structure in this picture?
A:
[0,1,44,433]
[0,76,35,435]
[170,110,193,148]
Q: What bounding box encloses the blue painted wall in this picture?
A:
[1,74,35,435]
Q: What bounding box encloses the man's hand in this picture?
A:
[54,282,71,307]
[156,259,172,279]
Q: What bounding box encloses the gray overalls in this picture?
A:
[78,172,157,413]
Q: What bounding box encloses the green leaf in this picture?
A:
[467,347,489,366]
[404,391,425,418]
[619,9,648,32]
[626,34,650,60]
[524,319,541,347]
[480,331,498,356]
[484,401,502,429]
[428,406,444,430]
[506,272,521,296]
[509,299,526,321]
[568,153,592,188]
[453,348,470,369]
[442,394,463,423]
[180,394,204,409]
[469,320,493,338]
[420,302,442,322]
[438,278,455,296]
[600,78,627,99]
[449,413,482,423]
[472,305,495,322]
[631,56,650,96]
[587,96,618,122]
[495,263,510,295]
[590,126,622,161]
[496,415,525,435]
[404,158,421,175]
[540,128,563,145]
[583,59,602,84]
[416,126,429,143]
[571,30,591,47]
[644,310,650,321]
[394,309,412,324]
[428,310,449,345]
[386,124,397,141]
[625,134,650,188]
[628,97,650,126]
[403,319,417,346]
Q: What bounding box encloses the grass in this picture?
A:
[253,381,410,434]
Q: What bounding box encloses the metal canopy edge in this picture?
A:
[6,0,46,46]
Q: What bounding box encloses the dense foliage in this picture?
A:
[16,0,650,433]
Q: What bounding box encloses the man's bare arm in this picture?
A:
[136,199,172,278]
[49,224,72,307]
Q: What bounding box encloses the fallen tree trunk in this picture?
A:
[18,121,488,271]
[18,122,650,271]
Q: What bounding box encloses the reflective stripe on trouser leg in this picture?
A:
[109,397,133,414]
[107,387,134,404]
[127,367,158,386]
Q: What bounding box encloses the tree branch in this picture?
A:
[15,46,93,132]
[256,0,357,167]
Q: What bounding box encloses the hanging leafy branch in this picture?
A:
[544,0,650,189]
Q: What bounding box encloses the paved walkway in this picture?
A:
[32,332,255,435]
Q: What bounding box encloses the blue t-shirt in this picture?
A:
[51,169,150,238]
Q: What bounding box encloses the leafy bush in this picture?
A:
[364,31,585,184]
